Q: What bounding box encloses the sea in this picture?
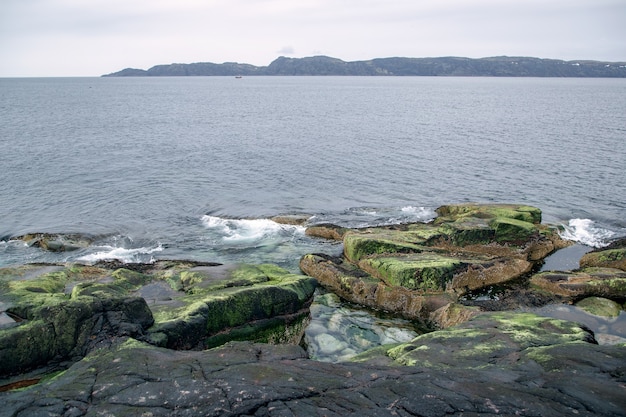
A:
[1,76,625,271]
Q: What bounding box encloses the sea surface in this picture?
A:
[1,76,625,270]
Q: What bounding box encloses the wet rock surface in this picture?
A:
[2,318,625,417]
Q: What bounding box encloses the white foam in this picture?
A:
[202,216,305,243]
[401,206,436,221]
[559,218,616,248]
[77,243,163,263]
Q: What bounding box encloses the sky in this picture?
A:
[1,0,625,77]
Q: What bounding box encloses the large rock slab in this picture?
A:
[2,312,625,417]
[352,312,596,368]
[0,261,316,376]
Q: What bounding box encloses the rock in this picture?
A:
[299,253,455,326]
[301,204,569,327]
[428,302,482,329]
[580,246,626,271]
[270,214,311,225]
[145,263,316,350]
[575,297,623,317]
[434,203,543,224]
[530,267,626,299]
[352,311,597,368]
[12,233,94,252]
[2,318,625,416]
[0,261,316,376]
[305,223,350,240]
[303,291,419,362]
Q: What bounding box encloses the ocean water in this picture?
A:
[1,76,625,270]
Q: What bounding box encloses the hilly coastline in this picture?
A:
[103,55,626,77]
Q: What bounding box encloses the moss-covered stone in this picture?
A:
[435,203,542,224]
[575,297,623,317]
[11,233,94,252]
[580,248,626,271]
[0,261,316,376]
[352,312,594,369]
[343,231,429,263]
[299,254,455,325]
[530,267,626,299]
[490,217,538,243]
[358,254,466,291]
[146,264,316,350]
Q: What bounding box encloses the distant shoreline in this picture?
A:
[103,55,626,78]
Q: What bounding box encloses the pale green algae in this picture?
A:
[351,312,593,369]
[359,254,465,291]
[0,261,316,375]
[575,297,622,318]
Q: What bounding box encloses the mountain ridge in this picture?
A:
[103,55,626,77]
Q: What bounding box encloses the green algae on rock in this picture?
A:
[575,297,623,318]
[301,204,569,328]
[351,312,596,369]
[580,246,626,271]
[530,267,626,299]
[0,261,316,377]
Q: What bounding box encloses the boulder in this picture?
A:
[575,297,623,318]
[0,261,316,376]
[530,267,626,299]
[11,233,94,252]
[580,244,626,271]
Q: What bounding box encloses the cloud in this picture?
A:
[1,0,625,76]
[277,46,295,55]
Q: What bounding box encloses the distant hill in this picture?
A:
[103,55,626,77]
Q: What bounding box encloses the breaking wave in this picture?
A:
[559,218,616,248]
[201,216,305,244]
[77,242,164,264]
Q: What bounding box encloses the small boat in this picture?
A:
[235,75,242,79]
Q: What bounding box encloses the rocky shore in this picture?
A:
[1,204,625,416]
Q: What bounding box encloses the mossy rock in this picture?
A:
[352,312,594,369]
[299,254,454,324]
[575,297,622,318]
[0,261,316,376]
[435,218,495,246]
[580,248,626,271]
[305,223,350,240]
[530,267,626,299]
[358,253,465,291]
[489,217,538,243]
[435,203,542,224]
[342,230,431,263]
[145,264,317,350]
[11,233,94,252]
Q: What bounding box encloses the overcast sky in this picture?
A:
[1,0,625,77]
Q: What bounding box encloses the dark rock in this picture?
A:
[2,314,625,416]
[12,233,94,252]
